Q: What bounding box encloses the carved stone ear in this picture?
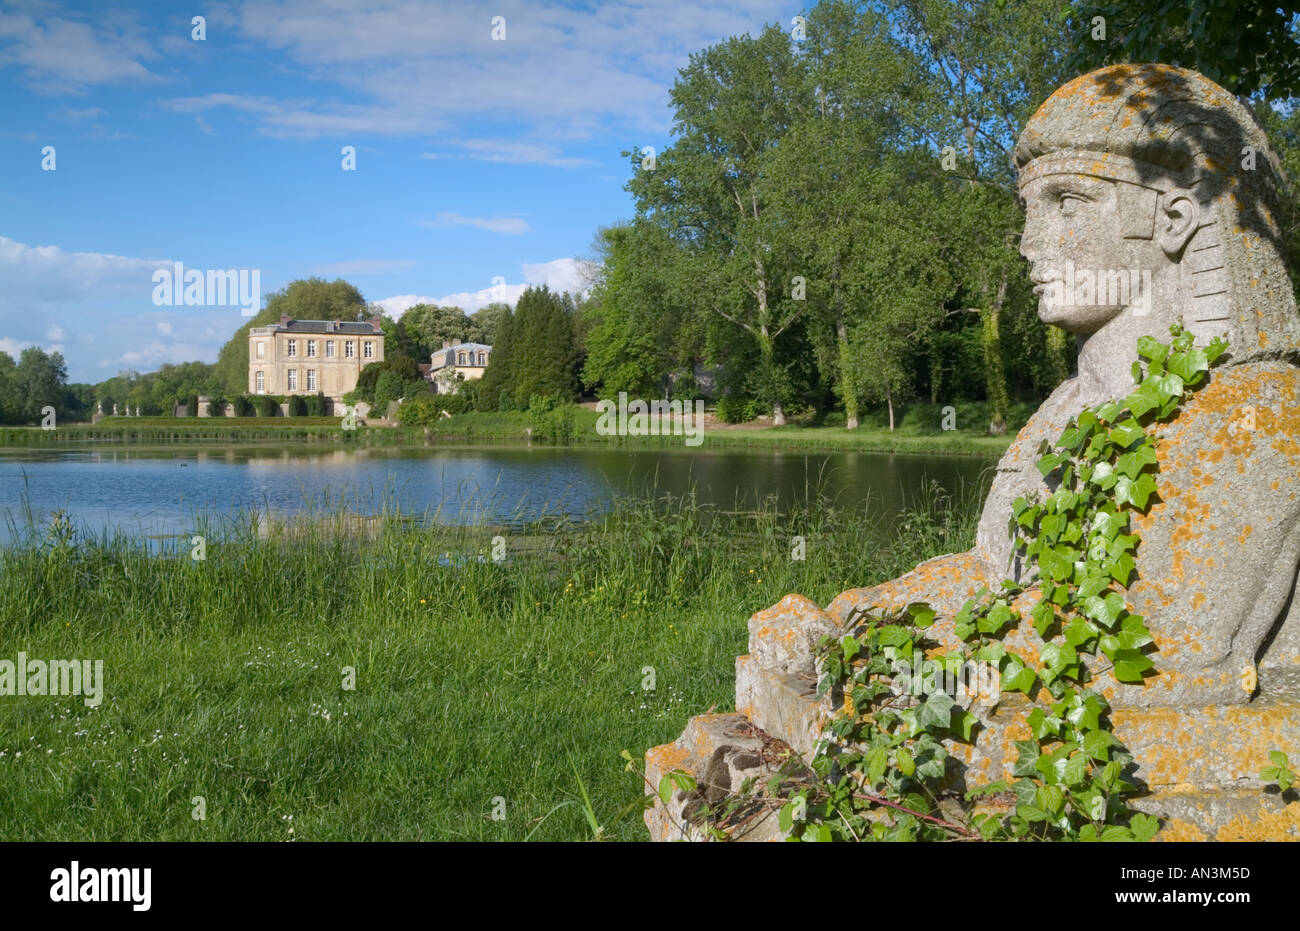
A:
[1157,190,1201,258]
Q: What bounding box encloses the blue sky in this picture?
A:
[0,0,794,382]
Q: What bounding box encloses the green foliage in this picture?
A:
[400,304,483,361]
[528,397,579,443]
[687,327,1225,842]
[714,396,766,424]
[476,306,516,412]
[372,370,405,412]
[1261,750,1296,793]
[510,287,581,408]
[1067,0,1300,99]
[581,222,696,398]
[287,395,307,417]
[252,395,281,417]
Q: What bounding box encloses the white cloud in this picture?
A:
[46,323,66,341]
[0,337,34,356]
[157,0,789,143]
[419,139,593,168]
[0,236,167,303]
[376,257,592,315]
[0,8,161,93]
[120,341,216,367]
[420,213,530,235]
[156,321,172,336]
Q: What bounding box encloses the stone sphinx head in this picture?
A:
[1014,64,1300,399]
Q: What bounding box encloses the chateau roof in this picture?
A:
[430,342,492,371]
[255,316,383,335]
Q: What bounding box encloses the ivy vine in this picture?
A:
[673,325,1228,842]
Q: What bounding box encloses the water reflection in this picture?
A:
[0,443,997,544]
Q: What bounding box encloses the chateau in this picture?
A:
[248,315,384,402]
[425,340,491,394]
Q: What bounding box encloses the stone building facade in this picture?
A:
[248,315,384,402]
[426,341,491,394]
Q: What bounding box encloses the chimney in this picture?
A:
[442,340,451,349]
[279,314,290,327]
[370,315,384,332]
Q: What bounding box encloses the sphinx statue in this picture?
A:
[648,64,1300,841]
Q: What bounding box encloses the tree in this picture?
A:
[509,286,580,407]
[626,24,813,424]
[471,303,512,346]
[1068,0,1300,100]
[0,352,18,424]
[581,221,696,398]
[15,347,68,422]
[878,0,1073,431]
[400,304,482,360]
[475,308,516,411]
[373,370,405,412]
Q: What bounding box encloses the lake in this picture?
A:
[0,443,998,543]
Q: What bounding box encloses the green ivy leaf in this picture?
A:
[1031,599,1056,637]
[907,602,936,629]
[916,692,955,730]
[1112,649,1154,682]
[896,747,915,777]
[866,746,888,786]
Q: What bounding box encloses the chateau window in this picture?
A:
[364,341,374,359]
[307,341,317,358]
[255,371,265,393]
[256,342,264,359]
[478,351,486,366]
[287,339,297,358]
[287,369,298,391]
[307,369,317,391]
[345,341,355,358]
[458,351,467,365]
[326,341,336,358]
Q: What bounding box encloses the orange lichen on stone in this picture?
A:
[1214,804,1300,841]
[1157,819,1208,841]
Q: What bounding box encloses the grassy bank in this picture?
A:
[2,404,1023,456]
[0,489,977,841]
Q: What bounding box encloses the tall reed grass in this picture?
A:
[0,482,980,840]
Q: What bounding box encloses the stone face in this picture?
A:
[646,63,1300,840]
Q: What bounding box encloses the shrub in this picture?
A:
[715,395,764,424]
[438,390,473,415]
[374,371,404,412]
[288,395,308,417]
[398,395,441,427]
[233,396,256,417]
[530,402,577,443]
[184,395,199,418]
[305,393,326,417]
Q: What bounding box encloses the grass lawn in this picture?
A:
[0,492,975,840]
